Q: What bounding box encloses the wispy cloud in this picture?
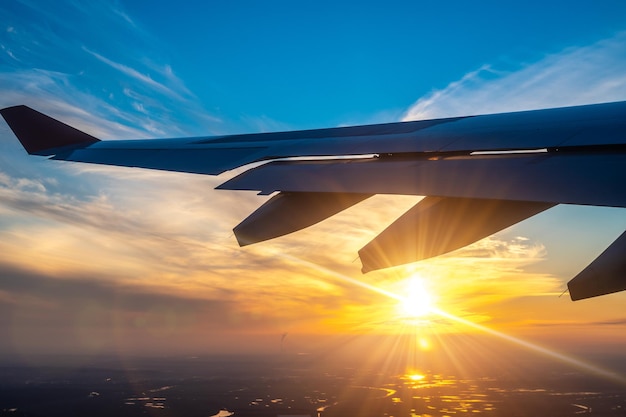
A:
[82,47,189,102]
[0,0,223,138]
[0,69,148,138]
[0,42,19,62]
[111,6,136,27]
[403,32,626,120]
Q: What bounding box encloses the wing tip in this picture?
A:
[1,105,100,155]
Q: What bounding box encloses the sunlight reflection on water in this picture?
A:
[401,372,495,415]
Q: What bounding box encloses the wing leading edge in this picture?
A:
[2,102,625,301]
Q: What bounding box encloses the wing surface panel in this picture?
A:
[196,116,466,143]
[54,146,269,175]
[562,124,626,147]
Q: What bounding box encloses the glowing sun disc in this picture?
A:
[400,275,434,318]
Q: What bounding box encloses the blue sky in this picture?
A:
[120,0,626,127]
[4,1,626,134]
[1,0,626,361]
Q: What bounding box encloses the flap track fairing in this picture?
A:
[234,192,372,246]
[567,230,626,300]
[359,197,555,273]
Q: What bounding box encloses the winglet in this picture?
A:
[0,105,100,155]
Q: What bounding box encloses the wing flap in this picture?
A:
[218,152,626,208]
[359,197,554,273]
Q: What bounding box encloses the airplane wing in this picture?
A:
[1,102,625,301]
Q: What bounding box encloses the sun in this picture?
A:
[398,274,435,318]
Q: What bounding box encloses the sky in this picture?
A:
[1,0,626,371]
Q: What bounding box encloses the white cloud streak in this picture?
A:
[0,69,148,138]
[82,47,189,102]
[403,32,626,120]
